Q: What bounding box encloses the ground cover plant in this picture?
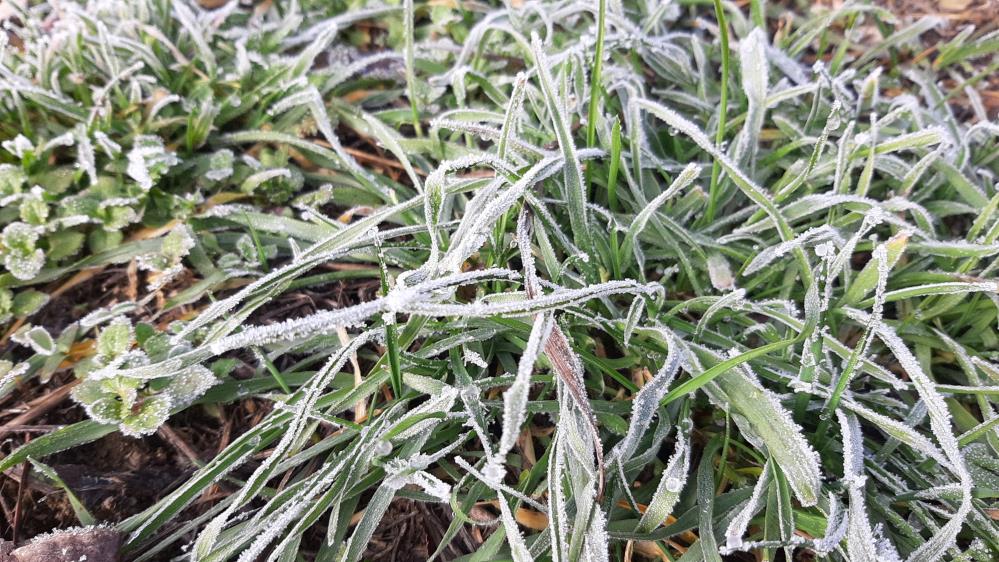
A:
[0,0,998,560]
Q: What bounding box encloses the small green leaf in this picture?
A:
[0,164,26,196]
[12,289,48,316]
[20,196,49,225]
[0,421,116,473]
[72,379,106,405]
[14,325,55,355]
[88,229,124,253]
[97,319,134,360]
[86,397,124,425]
[161,226,195,262]
[0,288,13,322]
[120,395,171,437]
[165,365,219,405]
[46,230,86,261]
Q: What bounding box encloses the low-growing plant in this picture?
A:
[1,0,998,561]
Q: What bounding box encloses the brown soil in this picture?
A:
[362,499,482,562]
[2,371,238,547]
[878,0,999,35]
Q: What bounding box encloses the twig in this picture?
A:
[0,425,66,433]
[12,437,31,543]
[0,487,14,533]
[157,424,202,467]
[0,381,77,441]
[343,146,428,176]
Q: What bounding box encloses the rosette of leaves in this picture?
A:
[71,318,217,437]
[62,177,143,233]
[0,134,100,267]
[0,136,170,282]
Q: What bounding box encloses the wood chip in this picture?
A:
[3,526,121,562]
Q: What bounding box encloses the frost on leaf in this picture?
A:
[19,187,49,226]
[126,135,179,191]
[0,164,26,197]
[637,419,691,532]
[494,313,554,470]
[164,365,219,407]
[96,319,134,361]
[12,325,55,356]
[733,28,769,167]
[2,134,34,159]
[608,337,680,469]
[707,253,735,291]
[1,222,45,280]
[848,310,974,560]
[723,461,772,551]
[206,149,235,181]
[838,410,902,562]
[119,395,172,437]
[707,361,822,506]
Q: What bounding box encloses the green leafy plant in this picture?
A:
[1,0,998,561]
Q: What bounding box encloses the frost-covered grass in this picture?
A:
[1,0,998,560]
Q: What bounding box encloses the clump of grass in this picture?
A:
[2,1,998,561]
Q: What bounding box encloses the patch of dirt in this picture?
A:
[361,499,481,562]
[0,375,268,560]
[0,272,383,560]
[249,275,380,328]
[33,269,129,335]
[878,0,998,35]
[4,405,184,536]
